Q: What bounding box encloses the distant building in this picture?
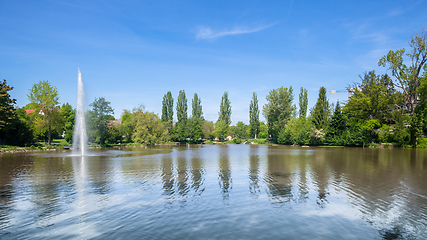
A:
[25,109,35,115]
[225,135,233,141]
[24,109,45,115]
[107,120,122,127]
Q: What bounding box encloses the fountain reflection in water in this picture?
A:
[72,69,88,156]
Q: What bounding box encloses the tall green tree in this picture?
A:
[249,92,259,138]
[192,93,203,119]
[378,29,427,145]
[60,103,75,144]
[0,79,32,146]
[176,90,187,123]
[263,86,295,142]
[161,91,173,122]
[0,79,16,132]
[299,87,308,120]
[311,86,330,130]
[214,120,228,140]
[219,91,231,125]
[88,97,114,145]
[27,80,60,145]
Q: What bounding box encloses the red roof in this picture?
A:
[25,109,35,115]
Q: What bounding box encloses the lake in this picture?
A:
[1,145,426,239]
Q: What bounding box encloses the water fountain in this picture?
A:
[72,69,88,156]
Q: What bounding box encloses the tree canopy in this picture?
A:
[263,86,295,142]
[27,80,60,145]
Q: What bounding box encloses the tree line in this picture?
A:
[1,29,426,147]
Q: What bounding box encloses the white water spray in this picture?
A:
[72,69,88,156]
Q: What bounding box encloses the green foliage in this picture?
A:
[299,87,308,119]
[249,92,259,138]
[345,71,396,124]
[161,91,174,125]
[27,80,60,145]
[60,103,75,143]
[378,29,427,145]
[132,112,169,145]
[171,121,189,142]
[201,121,215,139]
[278,118,313,145]
[311,86,330,130]
[214,120,228,140]
[188,117,203,142]
[232,121,248,139]
[0,79,16,130]
[219,92,232,125]
[176,90,187,123]
[416,137,427,148]
[106,124,123,144]
[122,106,168,145]
[192,93,203,119]
[0,80,32,146]
[258,122,268,138]
[263,86,295,142]
[87,97,114,145]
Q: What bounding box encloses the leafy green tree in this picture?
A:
[161,91,174,126]
[345,71,396,123]
[219,92,231,125]
[201,121,215,139]
[311,86,330,130]
[325,102,349,145]
[214,120,228,140]
[0,79,32,146]
[27,80,60,145]
[188,117,203,142]
[106,124,123,144]
[88,97,114,145]
[257,122,268,138]
[192,93,203,119]
[0,79,15,131]
[299,87,308,120]
[378,29,427,145]
[233,121,248,139]
[132,111,169,145]
[263,86,295,142]
[249,92,259,138]
[60,103,75,144]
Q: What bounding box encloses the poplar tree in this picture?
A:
[176,90,187,123]
[219,92,231,125]
[249,92,259,138]
[161,91,173,122]
[299,87,308,120]
[192,93,203,119]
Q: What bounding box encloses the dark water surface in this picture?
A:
[1,145,427,239]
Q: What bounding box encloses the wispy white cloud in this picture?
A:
[195,23,277,40]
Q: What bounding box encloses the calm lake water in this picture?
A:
[1,145,427,239]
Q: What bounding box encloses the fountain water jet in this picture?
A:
[72,69,88,156]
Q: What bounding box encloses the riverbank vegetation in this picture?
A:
[1,30,426,148]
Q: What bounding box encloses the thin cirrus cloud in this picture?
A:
[195,22,278,40]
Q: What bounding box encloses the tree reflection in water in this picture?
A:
[218,145,232,202]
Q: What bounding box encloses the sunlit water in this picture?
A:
[1,145,426,239]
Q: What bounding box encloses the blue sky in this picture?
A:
[1,0,426,124]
